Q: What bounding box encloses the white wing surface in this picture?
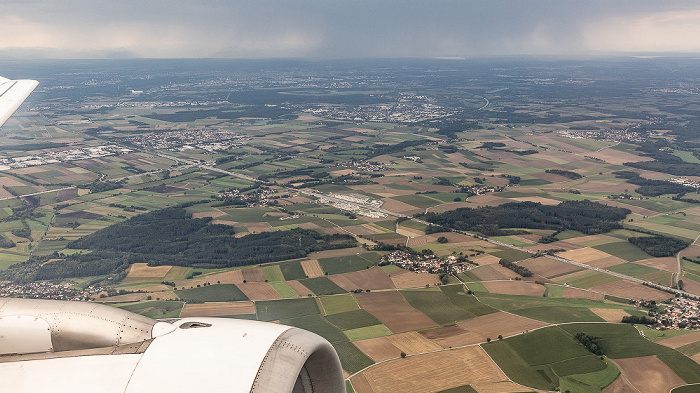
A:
[0,76,39,128]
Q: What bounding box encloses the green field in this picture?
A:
[332,341,375,374]
[593,242,652,262]
[318,253,381,275]
[269,282,300,298]
[401,288,474,325]
[344,324,392,341]
[484,326,610,390]
[299,276,347,295]
[117,300,184,318]
[326,309,382,330]
[562,271,620,289]
[440,285,498,316]
[281,314,348,343]
[513,306,605,323]
[320,294,360,314]
[278,260,307,280]
[607,262,657,277]
[256,298,320,321]
[175,284,249,302]
[262,265,285,282]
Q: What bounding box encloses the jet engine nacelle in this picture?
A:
[0,298,346,393]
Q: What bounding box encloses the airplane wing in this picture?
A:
[0,298,346,392]
[0,76,39,128]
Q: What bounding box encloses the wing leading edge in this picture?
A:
[0,76,39,128]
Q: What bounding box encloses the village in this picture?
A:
[0,280,104,301]
[381,250,470,275]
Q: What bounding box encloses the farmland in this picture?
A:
[4,58,700,392]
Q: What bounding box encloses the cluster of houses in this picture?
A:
[658,297,700,330]
[0,281,103,301]
[336,160,386,172]
[381,250,470,275]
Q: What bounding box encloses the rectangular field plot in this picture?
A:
[175,284,249,302]
[356,291,437,333]
[333,341,375,374]
[400,288,474,325]
[278,260,307,281]
[593,242,653,262]
[319,294,360,315]
[298,276,347,296]
[179,302,255,317]
[280,314,348,344]
[268,282,300,298]
[344,324,392,341]
[318,252,381,275]
[326,309,382,331]
[261,265,285,282]
[256,298,320,321]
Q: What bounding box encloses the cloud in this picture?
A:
[1,1,700,58]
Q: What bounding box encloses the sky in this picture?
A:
[2,0,700,59]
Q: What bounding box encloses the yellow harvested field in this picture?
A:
[558,247,626,268]
[511,196,560,205]
[657,332,700,349]
[482,281,545,297]
[237,282,282,301]
[385,332,442,355]
[127,263,172,278]
[563,287,604,301]
[469,254,501,266]
[286,280,314,297]
[590,308,630,322]
[396,226,423,238]
[470,265,519,281]
[191,210,226,219]
[180,302,255,317]
[354,337,403,362]
[388,270,439,289]
[330,266,395,291]
[175,269,243,288]
[612,356,685,393]
[634,257,678,272]
[519,257,581,278]
[590,280,672,302]
[301,259,324,278]
[454,312,549,343]
[99,291,179,302]
[350,346,511,393]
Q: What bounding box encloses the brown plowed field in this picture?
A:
[350,346,509,393]
[467,194,510,207]
[180,302,255,317]
[470,254,502,266]
[612,356,685,393]
[565,234,617,245]
[246,222,273,233]
[657,331,700,349]
[519,257,581,278]
[418,325,484,348]
[385,332,442,355]
[634,257,678,272]
[241,267,266,282]
[470,265,519,281]
[388,270,440,289]
[300,259,324,278]
[602,376,637,393]
[354,337,403,362]
[176,269,244,288]
[681,278,700,296]
[355,291,437,333]
[482,281,545,297]
[590,308,630,322]
[286,280,314,297]
[563,287,604,300]
[237,282,282,301]
[330,266,395,291]
[127,263,172,278]
[590,280,672,302]
[381,199,423,215]
[511,196,561,205]
[558,247,626,268]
